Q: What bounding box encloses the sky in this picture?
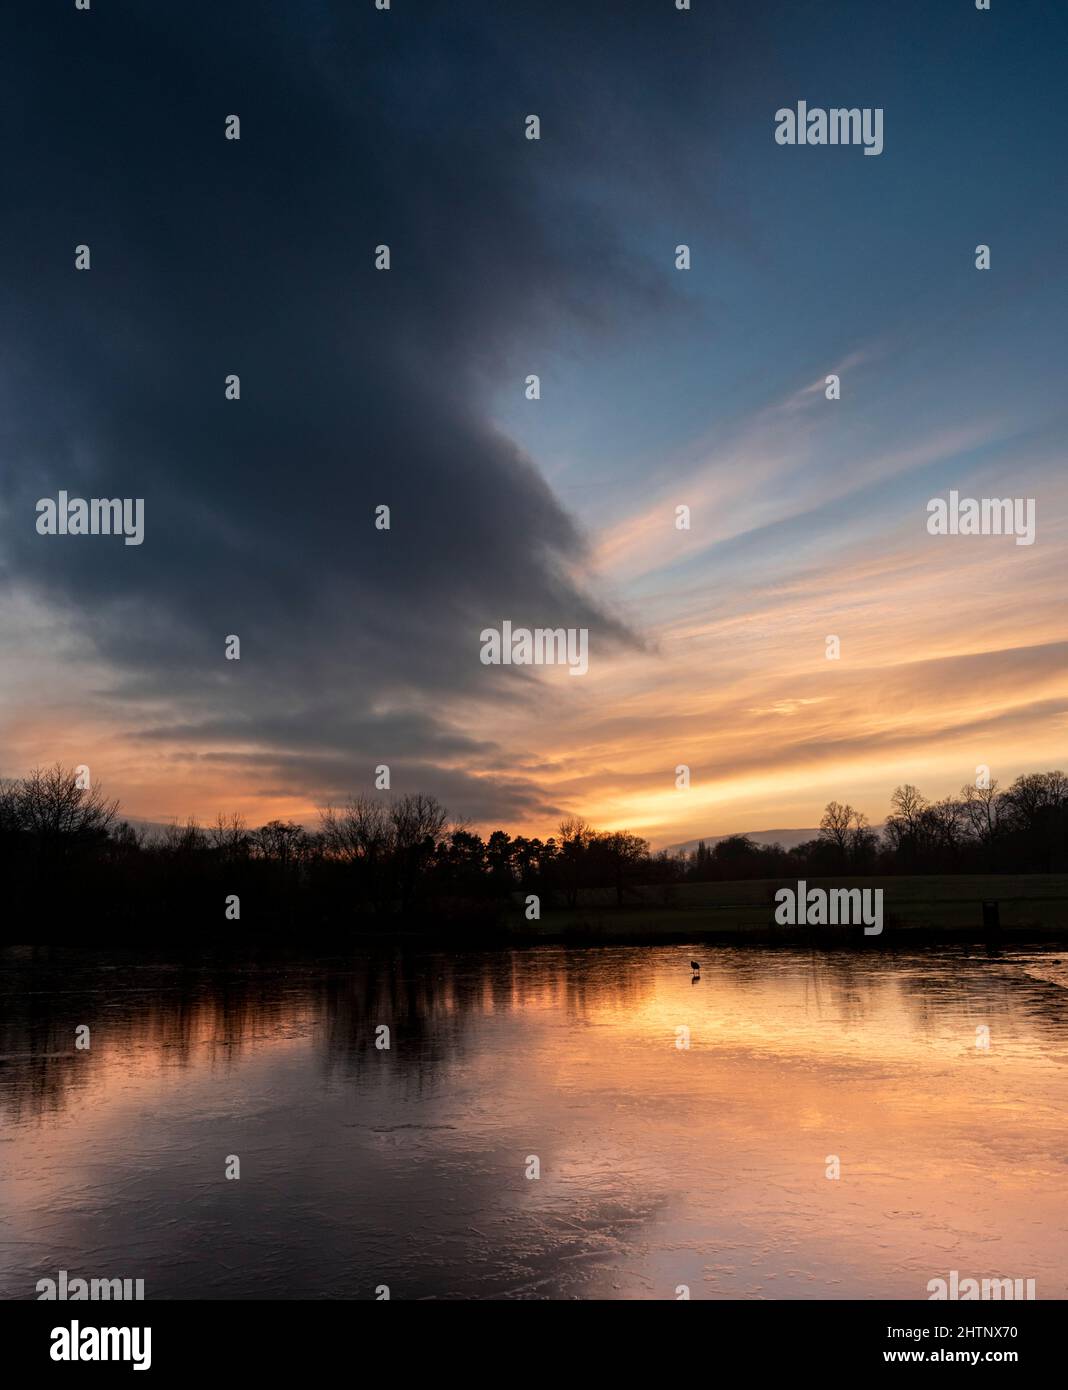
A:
[1,0,1065,849]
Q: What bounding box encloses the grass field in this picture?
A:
[511,874,1068,943]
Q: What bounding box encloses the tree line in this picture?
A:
[689,773,1068,880]
[1,765,1065,927]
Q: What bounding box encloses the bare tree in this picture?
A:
[389,793,447,910]
[557,815,594,906]
[160,817,206,855]
[320,796,392,862]
[390,793,447,852]
[924,796,966,854]
[557,815,593,848]
[890,783,927,830]
[1002,771,1068,833]
[209,812,250,859]
[15,764,118,842]
[251,819,308,866]
[819,801,855,854]
[884,784,929,855]
[959,780,1005,861]
[0,778,22,835]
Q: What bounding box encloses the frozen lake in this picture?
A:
[2,944,1066,1300]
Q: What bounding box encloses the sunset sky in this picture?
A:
[1,0,1065,848]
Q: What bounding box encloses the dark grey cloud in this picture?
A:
[0,1,756,820]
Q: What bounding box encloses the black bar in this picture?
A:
[1,1299,1061,1376]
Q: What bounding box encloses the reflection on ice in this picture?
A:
[1,944,1066,1300]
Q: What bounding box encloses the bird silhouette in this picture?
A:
[690,959,701,973]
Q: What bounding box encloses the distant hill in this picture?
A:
[664,826,885,855]
[663,828,823,855]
